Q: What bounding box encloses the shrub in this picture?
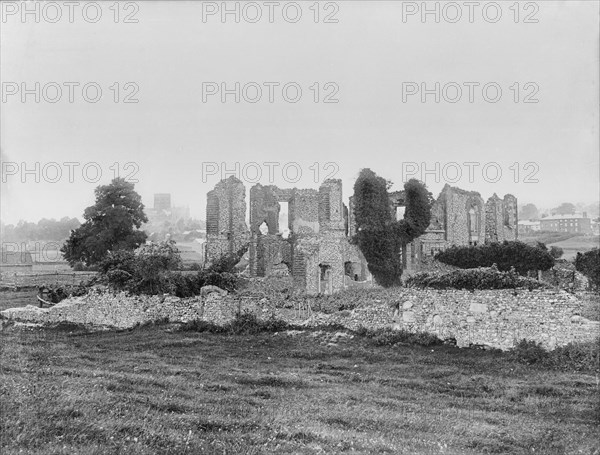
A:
[549,246,564,259]
[199,271,240,293]
[510,338,600,372]
[509,339,549,365]
[358,327,443,347]
[207,245,248,274]
[178,311,293,335]
[435,241,555,276]
[575,248,600,290]
[405,265,547,291]
[99,240,243,296]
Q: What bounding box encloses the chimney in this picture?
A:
[583,212,588,218]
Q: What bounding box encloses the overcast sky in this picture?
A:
[1,0,598,224]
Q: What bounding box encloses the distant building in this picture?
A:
[518,220,541,234]
[154,193,172,212]
[540,213,592,234]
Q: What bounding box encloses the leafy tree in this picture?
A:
[519,203,539,220]
[553,203,576,215]
[353,169,432,287]
[61,178,148,266]
[575,248,600,289]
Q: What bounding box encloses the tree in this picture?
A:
[575,248,600,289]
[353,169,432,287]
[519,203,539,220]
[553,203,576,215]
[61,178,148,266]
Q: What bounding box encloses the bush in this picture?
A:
[509,339,549,365]
[207,245,248,274]
[575,248,600,290]
[178,311,293,335]
[405,265,547,291]
[358,327,443,347]
[435,241,555,276]
[549,246,564,259]
[510,338,600,372]
[99,240,243,296]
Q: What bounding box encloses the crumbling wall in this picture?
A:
[437,185,485,246]
[502,194,518,241]
[205,176,249,261]
[395,288,598,350]
[319,179,345,234]
[249,184,281,234]
[254,234,292,277]
[289,189,319,234]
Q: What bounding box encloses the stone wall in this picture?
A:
[395,289,598,350]
[290,189,320,234]
[206,176,249,261]
[3,287,597,352]
[485,193,518,243]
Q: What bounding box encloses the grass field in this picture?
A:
[1,320,599,455]
[548,236,600,260]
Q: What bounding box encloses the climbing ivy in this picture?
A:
[352,169,432,287]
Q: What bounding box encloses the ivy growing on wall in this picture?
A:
[352,169,432,287]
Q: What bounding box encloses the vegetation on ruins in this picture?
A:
[352,169,432,287]
[100,240,245,296]
[575,248,600,290]
[61,178,148,267]
[435,241,555,276]
[405,265,547,291]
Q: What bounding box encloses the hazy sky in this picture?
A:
[1,0,598,224]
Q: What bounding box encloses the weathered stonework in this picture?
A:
[393,288,598,350]
[206,177,519,292]
[242,179,371,295]
[206,176,249,260]
[485,193,518,243]
[4,287,596,352]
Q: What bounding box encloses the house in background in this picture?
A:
[540,213,592,234]
[518,220,541,234]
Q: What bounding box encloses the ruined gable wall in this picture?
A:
[441,186,484,246]
[206,177,248,261]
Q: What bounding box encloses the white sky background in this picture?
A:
[1,0,598,224]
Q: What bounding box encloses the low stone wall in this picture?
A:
[2,287,598,351]
[393,289,599,350]
[0,290,207,329]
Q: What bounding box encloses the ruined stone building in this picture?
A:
[206,178,518,293]
[396,185,518,272]
[206,177,370,295]
[205,177,249,260]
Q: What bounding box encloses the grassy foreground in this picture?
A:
[1,322,599,455]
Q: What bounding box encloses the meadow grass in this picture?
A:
[1,321,598,454]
